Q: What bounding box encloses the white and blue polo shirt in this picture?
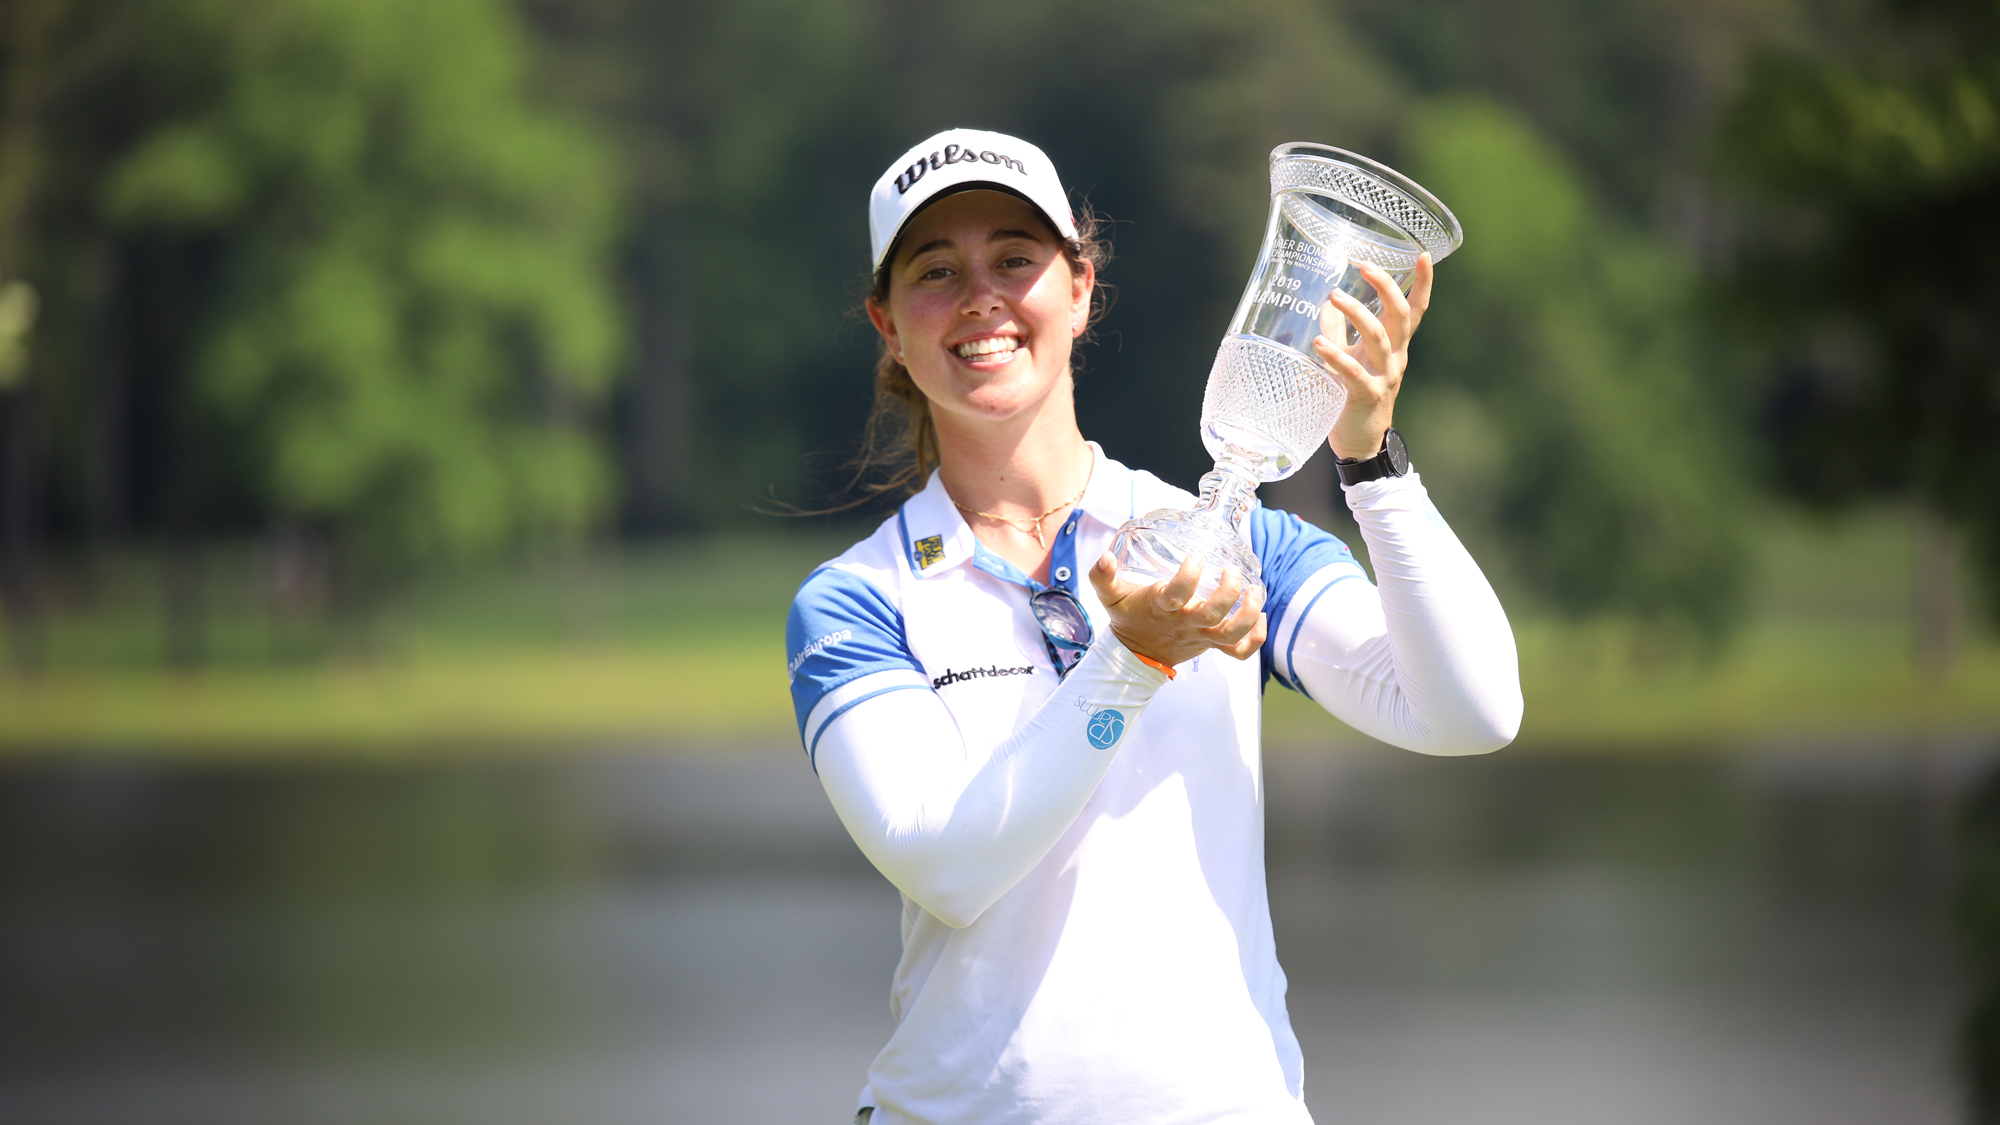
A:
[786,446,1369,1122]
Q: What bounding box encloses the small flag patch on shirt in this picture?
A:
[915,535,946,569]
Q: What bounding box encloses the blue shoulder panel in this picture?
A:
[786,567,919,737]
[1251,505,1368,691]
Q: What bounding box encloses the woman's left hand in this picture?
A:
[1312,253,1433,462]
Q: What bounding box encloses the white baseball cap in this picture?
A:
[868,128,1078,270]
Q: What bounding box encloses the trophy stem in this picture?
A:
[1110,444,1268,604]
[1193,446,1265,541]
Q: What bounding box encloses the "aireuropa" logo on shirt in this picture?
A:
[931,664,1035,690]
[788,629,852,679]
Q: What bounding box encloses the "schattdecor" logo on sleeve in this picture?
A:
[931,664,1035,689]
[895,144,1026,194]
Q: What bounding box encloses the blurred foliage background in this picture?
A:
[9,2,2000,1114]
[0,0,1997,752]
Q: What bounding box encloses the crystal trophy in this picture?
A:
[1111,142,1464,603]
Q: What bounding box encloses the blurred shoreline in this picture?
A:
[4,654,1998,759]
[8,508,1999,758]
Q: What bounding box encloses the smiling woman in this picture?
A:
[866,190,1098,572]
[849,176,1112,518]
[785,128,1522,1125]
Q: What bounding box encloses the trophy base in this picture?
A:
[1112,507,1265,607]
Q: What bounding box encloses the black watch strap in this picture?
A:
[1335,428,1410,486]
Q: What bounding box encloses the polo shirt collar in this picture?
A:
[897,442,1141,581]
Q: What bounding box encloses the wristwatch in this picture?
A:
[1334,428,1410,486]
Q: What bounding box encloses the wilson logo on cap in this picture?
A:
[868,128,1077,269]
[894,144,1028,194]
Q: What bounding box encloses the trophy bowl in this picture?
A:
[1112,143,1463,604]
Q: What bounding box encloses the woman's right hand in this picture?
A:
[1089,551,1267,669]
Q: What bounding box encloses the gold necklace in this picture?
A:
[951,457,1094,550]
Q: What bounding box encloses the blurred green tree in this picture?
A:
[1351,0,1794,228]
[1717,0,2000,623]
[0,0,147,667]
[104,0,621,576]
[1405,98,1747,643]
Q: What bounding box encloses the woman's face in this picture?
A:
[869,190,1094,430]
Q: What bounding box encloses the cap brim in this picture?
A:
[876,183,1071,273]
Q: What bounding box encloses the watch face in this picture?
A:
[1385,428,1411,475]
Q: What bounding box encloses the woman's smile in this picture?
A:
[952,333,1023,363]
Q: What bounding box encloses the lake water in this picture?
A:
[0,739,1989,1124]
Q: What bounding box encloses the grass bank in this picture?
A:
[3,511,1995,758]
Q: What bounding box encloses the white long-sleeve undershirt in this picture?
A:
[815,639,1168,929]
[815,469,1520,927]
[1283,472,1522,755]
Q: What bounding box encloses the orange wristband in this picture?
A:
[1134,652,1177,680]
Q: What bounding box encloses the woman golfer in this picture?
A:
[786,128,1522,1124]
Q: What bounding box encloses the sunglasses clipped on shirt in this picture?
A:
[1030,587,1093,679]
